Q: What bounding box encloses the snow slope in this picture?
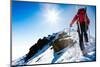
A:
[12,29,96,66]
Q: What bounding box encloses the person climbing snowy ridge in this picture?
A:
[70,8,90,56]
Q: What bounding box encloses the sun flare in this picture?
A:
[45,8,60,24]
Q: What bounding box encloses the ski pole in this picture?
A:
[69,26,71,36]
[88,26,90,41]
[75,6,83,59]
[84,7,90,42]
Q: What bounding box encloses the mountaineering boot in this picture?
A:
[82,49,88,56]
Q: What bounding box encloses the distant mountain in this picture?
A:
[12,29,96,66]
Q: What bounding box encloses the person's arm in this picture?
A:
[70,15,78,27]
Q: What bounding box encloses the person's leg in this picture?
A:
[84,31,88,42]
[79,32,84,51]
[77,23,84,51]
[81,22,88,56]
[79,32,88,56]
[82,22,89,42]
[77,23,87,56]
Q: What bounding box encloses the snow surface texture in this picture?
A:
[12,29,96,66]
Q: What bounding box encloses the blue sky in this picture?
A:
[12,1,96,59]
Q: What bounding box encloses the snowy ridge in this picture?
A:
[12,29,96,66]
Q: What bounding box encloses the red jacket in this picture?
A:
[70,9,90,27]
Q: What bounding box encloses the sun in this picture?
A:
[45,8,60,24]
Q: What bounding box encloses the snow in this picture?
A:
[28,46,54,64]
[12,29,96,66]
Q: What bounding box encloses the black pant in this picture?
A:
[77,22,88,51]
